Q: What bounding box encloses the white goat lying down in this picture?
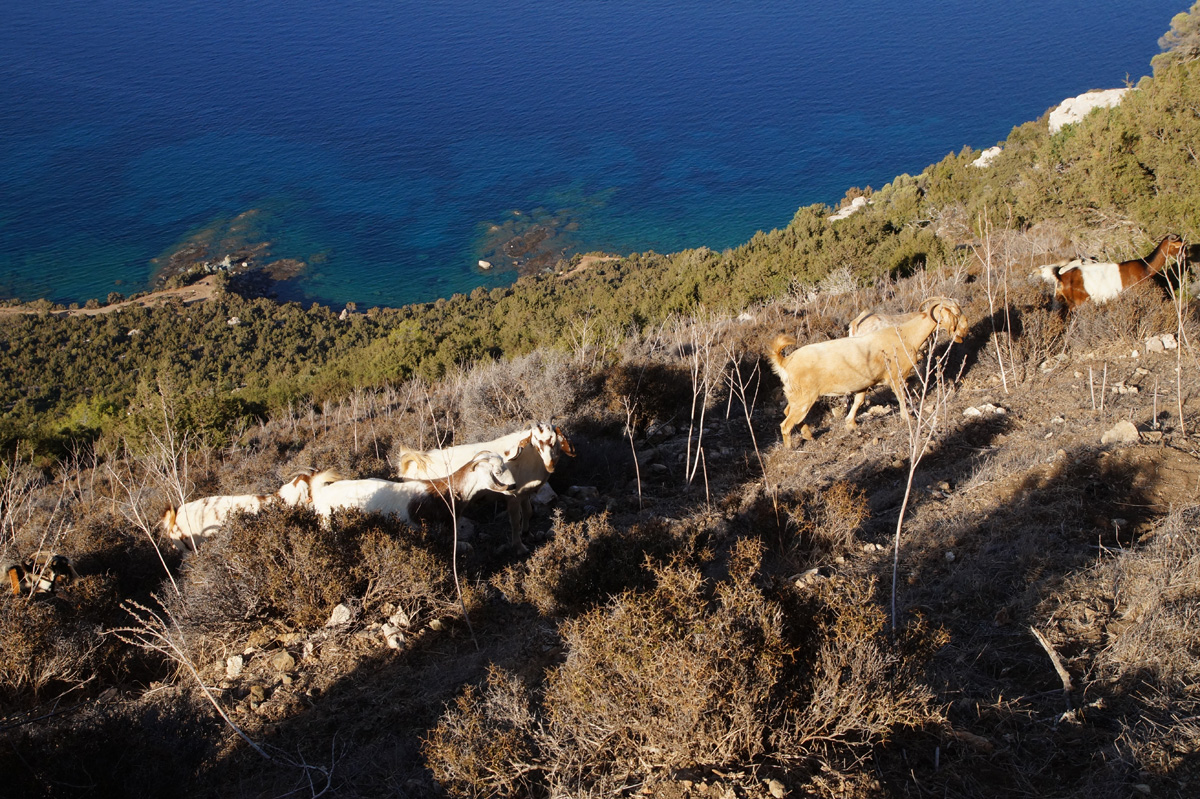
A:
[280,452,517,527]
[394,422,577,553]
[162,493,274,554]
[768,298,968,448]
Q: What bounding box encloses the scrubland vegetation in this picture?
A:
[3,8,1200,799]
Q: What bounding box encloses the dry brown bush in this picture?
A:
[772,576,945,760]
[1091,507,1200,778]
[166,503,468,666]
[491,512,694,616]
[780,480,869,569]
[424,665,540,799]
[170,504,359,632]
[600,360,696,430]
[453,350,590,440]
[1066,284,1185,353]
[0,574,123,705]
[428,540,943,796]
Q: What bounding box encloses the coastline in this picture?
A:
[0,274,222,319]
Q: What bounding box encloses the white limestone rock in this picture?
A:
[972,146,1003,167]
[1049,88,1130,134]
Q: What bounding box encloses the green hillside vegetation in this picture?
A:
[3,7,1200,798]
[6,27,1200,459]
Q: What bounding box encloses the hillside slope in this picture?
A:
[3,11,1200,799]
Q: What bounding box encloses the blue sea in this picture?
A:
[0,1,1185,308]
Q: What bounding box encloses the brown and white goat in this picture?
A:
[768,298,968,448]
[284,451,517,528]
[1048,235,1184,309]
[395,422,577,553]
[5,553,80,596]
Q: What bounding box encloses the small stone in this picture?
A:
[247,627,273,649]
[270,651,295,673]
[568,485,600,500]
[794,568,821,587]
[382,623,406,649]
[1145,337,1165,354]
[1142,430,1164,444]
[645,423,676,444]
[963,406,982,417]
[945,551,956,562]
[249,684,266,703]
[281,674,293,685]
[1135,367,1151,376]
[429,619,445,631]
[326,603,353,627]
[1133,785,1151,795]
[768,779,787,798]
[1101,420,1140,445]
[1051,416,1065,424]
[1161,333,1177,350]
[225,655,244,679]
[532,483,557,506]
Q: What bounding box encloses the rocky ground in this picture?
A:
[2,260,1198,798]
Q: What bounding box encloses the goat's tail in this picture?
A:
[767,333,795,369]
[396,449,432,477]
[310,469,348,491]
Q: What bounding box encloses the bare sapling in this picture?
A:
[107,393,195,597]
[972,211,1010,392]
[678,314,721,486]
[418,381,477,649]
[891,330,956,632]
[0,447,40,552]
[723,345,779,524]
[621,396,643,510]
[1162,237,1193,437]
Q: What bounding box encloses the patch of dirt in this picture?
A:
[0,274,223,318]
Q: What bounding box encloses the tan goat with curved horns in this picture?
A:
[767,298,968,448]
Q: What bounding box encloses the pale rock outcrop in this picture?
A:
[1048,89,1130,134]
[971,146,1002,168]
[827,196,869,221]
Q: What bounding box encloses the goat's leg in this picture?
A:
[780,396,815,448]
[891,378,911,421]
[844,391,867,430]
[506,494,528,554]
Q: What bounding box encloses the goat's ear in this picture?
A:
[503,435,532,460]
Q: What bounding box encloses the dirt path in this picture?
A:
[0,275,221,318]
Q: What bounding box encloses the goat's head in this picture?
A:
[554,425,577,458]
[1163,234,1185,262]
[928,299,967,343]
[465,452,517,495]
[277,473,313,505]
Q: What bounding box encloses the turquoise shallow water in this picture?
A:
[0,1,1185,307]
